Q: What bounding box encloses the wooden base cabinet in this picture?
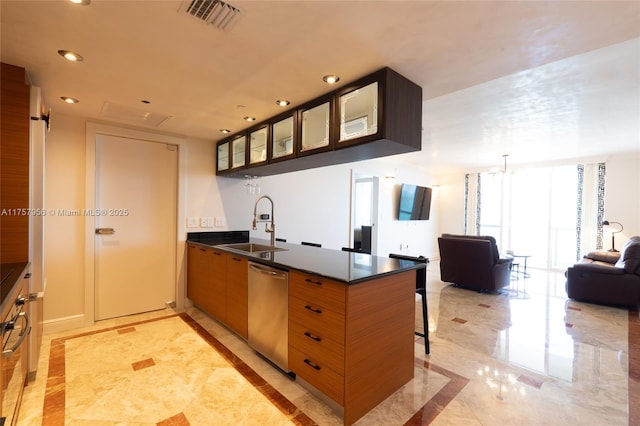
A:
[186,244,247,339]
[225,254,248,339]
[289,270,415,425]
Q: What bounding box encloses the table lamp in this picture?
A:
[603,220,623,252]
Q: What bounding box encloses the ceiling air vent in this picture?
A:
[181,0,241,31]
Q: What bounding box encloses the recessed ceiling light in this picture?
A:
[69,0,91,5]
[276,100,290,107]
[243,116,256,122]
[323,74,340,84]
[220,129,231,134]
[60,97,79,104]
[58,50,84,62]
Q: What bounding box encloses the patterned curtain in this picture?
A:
[576,162,606,258]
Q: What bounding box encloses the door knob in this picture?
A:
[95,228,115,235]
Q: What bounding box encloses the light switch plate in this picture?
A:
[200,217,208,228]
[187,217,198,228]
[214,217,225,227]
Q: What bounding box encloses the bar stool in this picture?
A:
[389,253,430,354]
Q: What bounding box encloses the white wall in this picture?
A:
[604,152,640,246]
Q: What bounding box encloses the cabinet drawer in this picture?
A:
[289,271,346,313]
[289,296,345,343]
[289,347,344,404]
[289,320,344,375]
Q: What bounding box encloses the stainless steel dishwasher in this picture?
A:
[248,261,289,371]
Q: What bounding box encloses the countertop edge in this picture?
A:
[186,240,425,284]
[0,262,30,313]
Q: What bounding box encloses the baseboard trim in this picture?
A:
[43,314,85,335]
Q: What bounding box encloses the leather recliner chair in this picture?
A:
[566,236,640,307]
[438,234,513,292]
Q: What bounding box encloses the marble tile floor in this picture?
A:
[18,264,639,425]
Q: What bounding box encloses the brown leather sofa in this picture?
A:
[438,234,513,292]
[566,236,640,307]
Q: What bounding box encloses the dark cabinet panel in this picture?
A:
[215,67,421,177]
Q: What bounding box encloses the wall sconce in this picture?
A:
[603,220,623,252]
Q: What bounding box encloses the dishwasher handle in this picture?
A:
[249,263,287,279]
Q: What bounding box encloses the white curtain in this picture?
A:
[464,173,480,235]
[465,162,606,269]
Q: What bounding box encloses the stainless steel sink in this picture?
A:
[221,243,287,254]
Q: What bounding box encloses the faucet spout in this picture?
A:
[253,195,275,247]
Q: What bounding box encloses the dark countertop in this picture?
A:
[187,235,425,284]
[0,262,29,312]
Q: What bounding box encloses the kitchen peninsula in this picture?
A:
[186,231,424,425]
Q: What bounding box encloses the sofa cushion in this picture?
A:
[441,234,500,263]
[583,251,621,264]
[615,236,640,275]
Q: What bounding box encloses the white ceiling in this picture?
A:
[2,0,639,172]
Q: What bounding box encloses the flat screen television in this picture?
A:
[398,183,432,220]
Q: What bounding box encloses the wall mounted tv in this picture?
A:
[398,183,432,220]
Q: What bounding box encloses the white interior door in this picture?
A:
[95,134,177,320]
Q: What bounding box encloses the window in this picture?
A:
[477,166,579,271]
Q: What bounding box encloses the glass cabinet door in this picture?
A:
[271,116,294,159]
[338,81,378,143]
[230,135,246,169]
[249,127,268,165]
[300,101,330,152]
[217,141,229,172]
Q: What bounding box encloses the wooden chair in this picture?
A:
[389,253,430,354]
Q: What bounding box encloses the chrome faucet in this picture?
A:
[252,195,275,246]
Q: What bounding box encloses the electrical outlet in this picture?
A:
[214,217,226,227]
[187,217,198,228]
[200,217,208,228]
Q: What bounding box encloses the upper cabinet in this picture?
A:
[216,67,422,177]
[216,140,229,173]
[337,80,379,145]
[270,112,296,163]
[249,124,269,167]
[298,95,334,157]
[230,134,247,171]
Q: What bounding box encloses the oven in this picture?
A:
[1,285,30,426]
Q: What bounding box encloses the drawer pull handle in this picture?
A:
[199,248,207,252]
[213,252,222,256]
[304,359,321,371]
[232,257,242,262]
[304,305,322,314]
[304,332,322,342]
[305,278,323,286]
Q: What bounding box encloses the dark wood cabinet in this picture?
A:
[0,63,31,264]
[296,94,335,157]
[216,140,230,174]
[248,124,269,168]
[215,67,421,177]
[269,111,297,163]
